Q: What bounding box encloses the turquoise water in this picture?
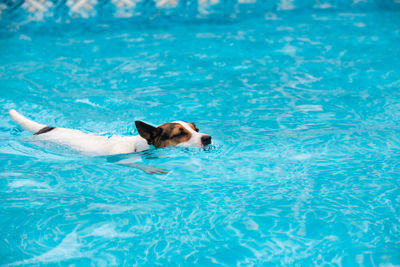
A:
[1,10,400,266]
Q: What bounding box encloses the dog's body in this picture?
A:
[9,109,149,155]
[9,109,211,156]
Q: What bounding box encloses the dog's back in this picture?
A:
[9,109,147,155]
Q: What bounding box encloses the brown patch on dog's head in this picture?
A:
[135,121,192,148]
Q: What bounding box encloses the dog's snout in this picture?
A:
[201,135,212,146]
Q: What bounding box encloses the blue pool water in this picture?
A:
[1,8,400,266]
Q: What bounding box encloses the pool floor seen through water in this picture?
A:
[0,10,400,266]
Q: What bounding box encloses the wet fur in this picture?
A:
[134,120,208,149]
[9,110,211,156]
[153,122,192,148]
[9,110,211,174]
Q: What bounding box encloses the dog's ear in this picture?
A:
[135,121,161,145]
[190,122,199,132]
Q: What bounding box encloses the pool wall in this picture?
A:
[1,0,400,25]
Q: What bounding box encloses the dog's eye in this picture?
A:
[172,131,185,138]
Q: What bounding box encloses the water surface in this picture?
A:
[1,10,400,266]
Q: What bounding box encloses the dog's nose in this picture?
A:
[201,135,212,146]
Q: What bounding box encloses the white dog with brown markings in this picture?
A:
[9,109,212,174]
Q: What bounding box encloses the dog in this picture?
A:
[9,109,212,173]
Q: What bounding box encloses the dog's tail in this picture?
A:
[9,109,46,132]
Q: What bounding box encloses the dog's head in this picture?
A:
[135,121,212,148]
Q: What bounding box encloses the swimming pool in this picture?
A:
[1,1,400,265]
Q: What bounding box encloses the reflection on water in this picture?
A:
[1,10,400,266]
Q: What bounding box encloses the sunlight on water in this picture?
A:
[1,8,400,266]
